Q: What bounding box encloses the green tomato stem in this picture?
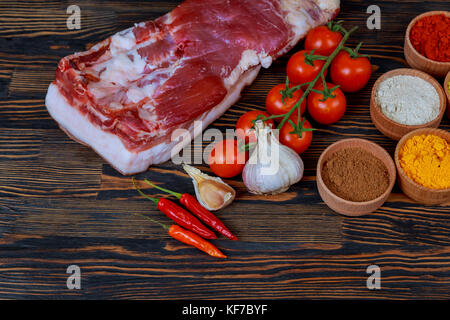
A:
[276,25,358,131]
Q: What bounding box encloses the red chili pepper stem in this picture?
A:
[133,212,170,230]
[132,177,159,205]
[144,179,182,199]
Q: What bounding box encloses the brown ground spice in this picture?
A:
[321,148,390,202]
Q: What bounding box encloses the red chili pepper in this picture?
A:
[144,179,238,241]
[169,225,226,258]
[132,178,216,240]
[130,213,226,259]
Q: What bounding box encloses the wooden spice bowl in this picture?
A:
[445,71,450,118]
[404,11,450,78]
[394,128,450,205]
[316,138,396,217]
[370,68,447,141]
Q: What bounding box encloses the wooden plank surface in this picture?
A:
[0,0,449,299]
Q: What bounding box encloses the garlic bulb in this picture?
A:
[243,120,304,195]
[183,164,236,211]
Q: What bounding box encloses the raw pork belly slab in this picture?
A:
[46,0,340,175]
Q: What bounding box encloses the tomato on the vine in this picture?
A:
[265,84,306,120]
[279,116,314,155]
[330,50,372,92]
[287,50,326,85]
[307,82,346,125]
[208,139,247,178]
[236,110,274,143]
[305,25,343,56]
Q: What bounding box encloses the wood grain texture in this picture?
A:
[0,0,449,299]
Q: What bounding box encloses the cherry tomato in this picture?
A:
[236,110,274,143]
[265,84,306,121]
[208,139,247,178]
[330,50,372,92]
[287,50,326,85]
[305,25,343,56]
[279,117,313,155]
[307,82,346,125]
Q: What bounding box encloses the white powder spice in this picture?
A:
[375,75,440,125]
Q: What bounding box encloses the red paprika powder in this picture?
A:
[410,14,450,62]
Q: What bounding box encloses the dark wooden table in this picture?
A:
[1,0,449,299]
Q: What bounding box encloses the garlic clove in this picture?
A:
[197,179,235,210]
[183,164,236,211]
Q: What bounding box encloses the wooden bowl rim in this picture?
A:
[405,11,450,66]
[445,71,450,104]
[394,128,450,193]
[371,68,446,130]
[317,138,396,206]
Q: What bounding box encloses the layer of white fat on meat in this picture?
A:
[45,67,261,175]
[259,53,273,69]
[279,0,340,56]
[109,27,136,56]
[97,50,146,87]
[314,0,340,12]
[127,84,155,104]
[91,28,172,103]
[224,50,271,90]
[92,28,162,88]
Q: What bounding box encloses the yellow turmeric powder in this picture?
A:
[399,134,450,189]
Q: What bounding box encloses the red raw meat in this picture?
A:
[46,0,340,174]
